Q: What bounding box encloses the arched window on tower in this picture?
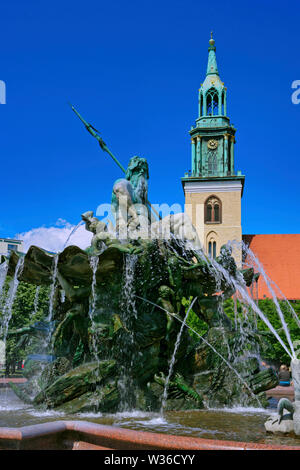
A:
[206,88,218,116]
[213,241,216,258]
[221,90,226,115]
[207,232,218,259]
[199,92,204,117]
[207,203,212,221]
[208,241,212,256]
[208,241,217,258]
[205,196,222,223]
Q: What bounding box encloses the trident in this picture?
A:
[70,104,161,220]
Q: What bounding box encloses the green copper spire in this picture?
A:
[206,32,219,76]
[185,34,241,179]
[198,33,226,119]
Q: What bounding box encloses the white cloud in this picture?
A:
[15,220,93,253]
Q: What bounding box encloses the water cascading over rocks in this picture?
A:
[0,153,279,414]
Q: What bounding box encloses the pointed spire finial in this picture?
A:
[206,31,218,75]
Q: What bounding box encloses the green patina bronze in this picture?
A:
[182,34,245,186]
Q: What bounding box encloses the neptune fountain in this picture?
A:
[1,107,299,442]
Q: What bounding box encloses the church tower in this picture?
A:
[182,34,245,264]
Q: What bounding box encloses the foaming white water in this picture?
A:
[138,416,168,426]
[113,412,168,426]
[111,410,153,419]
[209,406,273,415]
[75,412,103,418]
[117,413,221,436]
[28,409,66,418]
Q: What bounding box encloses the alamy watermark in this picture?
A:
[92,200,202,248]
[291,80,300,104]
[0,80,6,104]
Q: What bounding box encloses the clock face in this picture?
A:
[207,139,218,150]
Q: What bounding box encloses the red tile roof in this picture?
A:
[243,234,300,300]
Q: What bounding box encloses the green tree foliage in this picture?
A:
[223,298,300,365]
[256,299,300,365]
[1,278,50,369]
[182,297,208,341]
[183,295,300,366]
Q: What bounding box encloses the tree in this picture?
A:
[183,295,300,366]
[0,278,50,373]
[223,297,300,366]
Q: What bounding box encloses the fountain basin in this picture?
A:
[1,387,300,449]
[0,420,300,450]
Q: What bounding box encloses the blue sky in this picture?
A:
[1,0,300,240]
